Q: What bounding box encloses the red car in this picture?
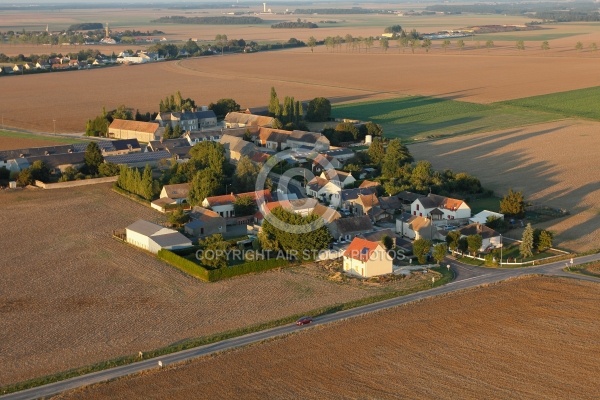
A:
[296,316,313,326]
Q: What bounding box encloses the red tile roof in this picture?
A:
[344,237,381,262]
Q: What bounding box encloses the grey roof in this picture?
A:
[0,144,75,161]
[331,216,373,235]
[111,139,141,151]
[104,150,171,165]
[167,146,193,158]
[126,219,164,236]
[152,232,192,248]
[378,196,402,210]
[324,148,354,158]
[458,223,499,240]
[126,219,191,248]
[359,229,396,243]
[26,152,85,168]
[192,110,217,120]
[396,191,421,203]
[288,130,322,144]
[340,187,377,202]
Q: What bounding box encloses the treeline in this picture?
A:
[294,8,375,14]
[68,23,103,31]
[151,16,264,24]
[427,3,600,22]
[272,21,318,29]
[116,164,157,201]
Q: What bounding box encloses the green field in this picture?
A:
[332,96,561,140]
[0,130,84,144]
[501,86,600,120]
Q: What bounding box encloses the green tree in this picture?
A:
[307,36,317,52]
[215,34,228,55]
[85,115,109,137]
[537,230,553,252]
[380,37,389,52]
[188,169,222,206]
[520,222,534,258]
[486,40,494,51]
[500,188,525,218]
[456,39,465,51]
[398,36,409,53]
[98,162,120,177]
[189,141,226,177]
[173,124,183,138]
[442,39,450,52]
[140,164,154,201]
[432,243,448,265]
[368,137,385,166]
[169,207,190,228]
[268,87,281,117]
[233,195,257,217]
[590,42,598,52]
[446,230,461,252]
[575,41,584,52]
[410,38,419,53]
[381,139,413,179]
[163,124,173,139]
[84,141,104,175]
[112,104,133,120]
[209,98,240,119]
[410,160,435,192]
[16,168,32,186]
[305,97,331,122]
[467,234,482,256]
[198,234,229,269]
[457,237,468,254]
[412,238,432,264]
[422,38,432,52]
[382,235,394,251]
[541,40,550,51]
[233,155,260,193]
[335,122,359,141]
[516,40,525,51]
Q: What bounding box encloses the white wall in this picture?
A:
[126,229,152,253]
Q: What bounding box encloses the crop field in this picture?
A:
[332,96,560,140]
[56,276,600,400]
[408,120,600,253]
[0,131,82,150]
[0,184,437,386]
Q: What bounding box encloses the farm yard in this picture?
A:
[0,184,438,386]
[408,119,600,253]
[55,276,600,400]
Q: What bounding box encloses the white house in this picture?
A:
[469,210,504,225]
[202,190,272,218]
[320,169,356,188]
[160,183,190,204]
[306,177,342,207]
[343,237,393,278]
[457,223,502,252]
[125,220,192,254]
[396,214,442,241]
[410,193,471,222]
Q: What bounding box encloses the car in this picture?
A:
[296,316,313,326]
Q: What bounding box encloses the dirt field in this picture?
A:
[56,276,600,400]
[409,119,600,252]
[0,184,437,386]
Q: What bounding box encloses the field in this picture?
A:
[0,131,82,150]
[0,184,439,386]
[408,119,600,252]
[56,276,600,400]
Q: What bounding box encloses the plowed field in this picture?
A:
[56,276,600,400]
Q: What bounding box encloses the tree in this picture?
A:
[412,238,432,264]
[215,34,228,55]
[368,137,385,166]
[268,87,281,117]
[188,169,222,206]
[209,98,240,119]
[169,207,190,228]
[432,243,448,265]
[233,155,260,193]
[198,234,228,269]
[516,40,525,51]
[84,142,103,175]
[590,42,598,52]
[189,141,226,177]
[520,222,534,258]
[456,39,465,51]
[98,162,120,177]
[500,188,525,218]
[410,38,419,53]
[422,38,432,52]
[381,139,413,178]
[486,40,494,51]
[442,39,450,52]
[140,164,154,201]
[112,104,133,120]
[16,168,33,186]
[382,235,394,251]
[410,160,435,192]
[575,41,584,52]
[446,230,461,252]
[335,122,359,141]
[307,36,317,52]
[467,234,483,256]
[380,37,389,52]
[541,40,550,51]
[398,36,409,53]
[163,124,173,139]
[537,230,553,252]
[457,237,468,254]
[305,97,331,122]
[233,195,257,217]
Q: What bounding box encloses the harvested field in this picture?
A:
[0,131,81,150]
[3,44,600,133]
[0,184,432,385]
[409,120,600,252]
[56,276,600,400]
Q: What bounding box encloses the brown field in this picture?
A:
[0,183,436,385]
[56,276,600,400]
[409,120,600,253]
[3,44,600,134]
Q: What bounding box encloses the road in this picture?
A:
[3,254,599,400]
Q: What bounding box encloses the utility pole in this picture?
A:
[53,118,56,135]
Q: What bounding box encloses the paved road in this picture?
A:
[3,254,599,400]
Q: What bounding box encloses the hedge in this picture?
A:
[158,249,290,282]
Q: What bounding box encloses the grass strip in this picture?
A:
[0,267,451,395]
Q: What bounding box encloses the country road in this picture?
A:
[2,254,599,400]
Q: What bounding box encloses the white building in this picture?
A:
[125,220,192,254]
[469,210,504,225]
[410,193,471,222]
[343,237,393,278]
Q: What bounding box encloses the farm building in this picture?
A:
[103,150,171,168]
[343,237,393,278]
[125,220,192,254]
[184,207,226,238]
[108,119,162,143]
[224,112,274,128]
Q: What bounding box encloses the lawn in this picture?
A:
[466,196,501,214]
[331,96,560,140]
[501,86,600,121]
[0,130,85,150]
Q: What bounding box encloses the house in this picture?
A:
[410,193,471,222]
[311,203,342,225]
[343,237,393,278]
[219,134,262,164]
[25,152,86,175]
[202,190,272,219]
[329,215,373,243]
[224,112,274,128]
[155,110,218,131]
[125,219,192,254]
[23,62,36,70]
[105,139,142,155]
[312,154,343,174]
[469,210,504,225]
[378,195,403,218]
[12,64,23,73]
[184,130,223,146]
[306,176,342,206]
[320,169,356,188]
[184,207,226,238]
[286,130,330,151]
[103,150,171,168]
[339,187,378,211]
[108,119,162,143]
[160,183,190,204]
[359,228,398,248]
[457,223,501,252]
[396,214,442,241]
[396,191,421,206]
[256,127,290,150]
[147,138,189,153]
[324,148,354,163]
